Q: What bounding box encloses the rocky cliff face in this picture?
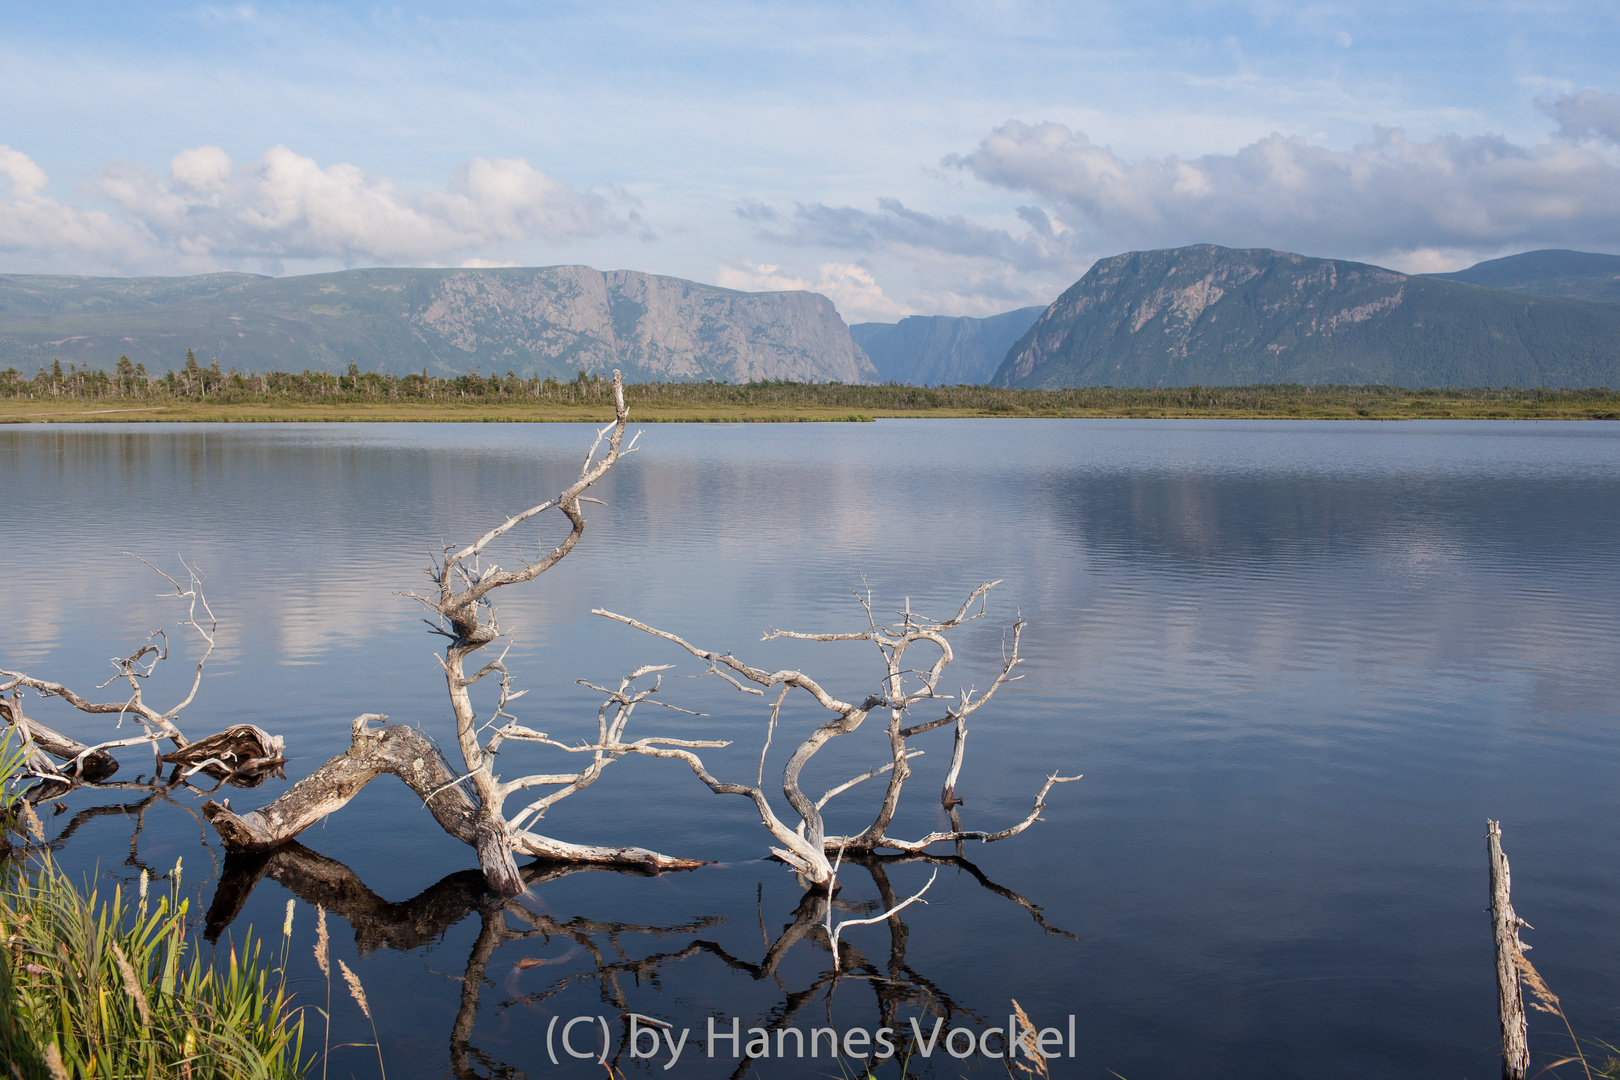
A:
[408,267,874,382]
[996,245,1620,389]
[0,266,877,383]
[850,306,1044,385]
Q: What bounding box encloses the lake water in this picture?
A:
[3,419,1618,1079]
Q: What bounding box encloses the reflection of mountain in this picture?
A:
[1040,469,1620,570]
[1028,462,1620,727]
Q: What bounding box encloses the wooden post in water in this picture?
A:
[1488,820,1529,1080]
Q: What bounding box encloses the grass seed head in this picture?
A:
[338,959,372,1021]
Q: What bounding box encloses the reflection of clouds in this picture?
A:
[3,419,1617,756]
[1023,459,1620,738]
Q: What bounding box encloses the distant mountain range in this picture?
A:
[1431,249,1620,303]
[4,247,1618,389]
[849,307,1044,385]
[0,267,877,384]
[993,246,1620,389]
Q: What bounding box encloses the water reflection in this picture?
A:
[203,842,1073,1078]
[11,421,1620,1079]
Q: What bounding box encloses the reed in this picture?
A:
[0,852,306,1079]
[1,730,306,1079]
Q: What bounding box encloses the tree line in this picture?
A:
[0,349,619,405]
[1,349,1616,414]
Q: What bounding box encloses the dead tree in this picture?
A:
[1,559,282,792]
[201,372,722,895]
[8,372,1077,902]
[593,585,1081,888]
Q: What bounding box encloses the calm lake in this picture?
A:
[3,419,1619,1079]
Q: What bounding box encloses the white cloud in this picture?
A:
[752,196,1079,274]
[716,260,914,322]
[1539,89,1620,146]
[947,112,1620,262]
[0,144,623,273]
[0,144,148,265]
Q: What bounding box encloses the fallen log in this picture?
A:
[201,715,705,894]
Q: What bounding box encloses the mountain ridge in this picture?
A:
[1427,249,1620,304]
[0,266,877,384]
[995,245,1620,389]
[849,307,1044,385]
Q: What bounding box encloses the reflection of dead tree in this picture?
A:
[205,844,719,1080]
[45,782,220,878]
[1,559,283,792]
[596,585,1081,887]
[201,373,720,895]
[203,839,1073,1080]
[691,855,1054,1080]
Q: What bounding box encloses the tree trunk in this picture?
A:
[201,715,703,895]
[1487,820,1529,1080]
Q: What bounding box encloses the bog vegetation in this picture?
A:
[1,350,1617,419]
[1,730,307,1080]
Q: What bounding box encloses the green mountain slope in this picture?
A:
[0,266,876,384]
[0,272,268,314]
[849,307,1044,384]
[995,245,1620,389]
[1428,249,1620,303]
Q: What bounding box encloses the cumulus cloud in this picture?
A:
[1540,90,1620,146]
[0,144,150,262]
[0,144,621,272]
[716,260,914,322]
[946,113,1620,262]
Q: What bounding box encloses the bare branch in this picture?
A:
[594,584,1072,886]
[835,772,1084,854]
[828,869,938,971]
[817,750,924,810]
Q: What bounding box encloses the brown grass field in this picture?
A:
[2,385,1617,423]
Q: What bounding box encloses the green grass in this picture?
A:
[0,732,308,1079]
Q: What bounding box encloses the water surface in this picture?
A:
[2,419,1618,1079]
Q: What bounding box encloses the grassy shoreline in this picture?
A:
[3,383,1618,423]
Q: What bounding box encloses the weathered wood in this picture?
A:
[1488,820,1529,1080]
[596,585,1079,887]
[161,723,284,780]
[0,695,118,781]
[201,714,705,893]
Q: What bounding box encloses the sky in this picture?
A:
[2,1,1619,322]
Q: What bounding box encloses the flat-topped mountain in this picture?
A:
[849,307,1044,385]
[995,245,1620,389]
[0,267,877,384]
[1428,249,1620,304]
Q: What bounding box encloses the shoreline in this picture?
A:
[3,402,1617,423]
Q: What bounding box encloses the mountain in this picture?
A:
[996,245,1620,389]
[849,307,1045,385]
[1429,249,1620,303]
[0,267,877,384]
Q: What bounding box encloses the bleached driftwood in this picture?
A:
[201,714,703,879]
[202,371,715,894]
[594,584,1081,887]
[1487,820,1529,1080]
[0,560,287,792]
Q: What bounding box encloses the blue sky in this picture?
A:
[2,1,1618,320]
